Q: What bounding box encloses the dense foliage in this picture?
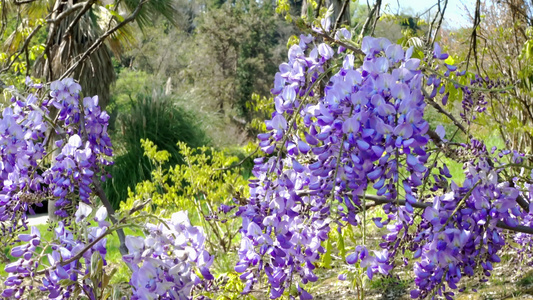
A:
[104,89,209,209]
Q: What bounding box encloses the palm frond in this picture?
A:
[94,5,136,58]
[34,11,116,107]
[23,0,54,19]
[120,0,176,31]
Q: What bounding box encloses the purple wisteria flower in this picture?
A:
[236,24,532,300]
[123,211,214,299]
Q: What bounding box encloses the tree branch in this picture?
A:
[333,0,350,32]
[13,0,39,4]
[422,89,471,138]
[465,0,481,73]
[298,191,533,234]
[359,0,381,38]
[46,2,88,24]
[313,30,365,56]
[421,87,530,212]
[429,0,448,47]
[59,0,148,80]
[364,194,533,234]
[34,200,149,276]
[93,162,128,257]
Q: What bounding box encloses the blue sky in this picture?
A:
[381,0,476,29]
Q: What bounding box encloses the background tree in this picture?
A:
[440,0,533,153]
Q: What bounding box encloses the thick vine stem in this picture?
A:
[363,194,533,234]
[76,100,129,256]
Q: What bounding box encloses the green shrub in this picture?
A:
[121,139,254,253]
[104,91,208,209]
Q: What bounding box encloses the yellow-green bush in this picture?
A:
[121,139,252,252]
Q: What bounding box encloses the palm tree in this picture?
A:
[35,0,175,108]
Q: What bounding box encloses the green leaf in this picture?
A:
[102,267,117,290]
[321,238,332,269]
[337,226,346,260]
[59,279,76,286]
[307,4,314,23]
[112,286,122,300]
[444,56,455,65]
[90,251,102,277]
[325,4,334,20]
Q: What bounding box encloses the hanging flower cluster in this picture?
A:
[237,25,533,299]
[3,204,109,299]
[0,78,113,230]
[123,211,214,299]
[1,80,214,300]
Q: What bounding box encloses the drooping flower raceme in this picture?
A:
[123,211,214,299]
[237,32,432,298]
[0,77,113,231]
[1,79,214,300]
[236,27,533,299]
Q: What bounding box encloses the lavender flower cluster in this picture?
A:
[3,204,109,298]
[123,211,214,300]
[237,30,434,298]
[0,77,112,231]
[410,158,519,298]
[43,79,113,217]
[236,26,533,299]
[1,80,214,299]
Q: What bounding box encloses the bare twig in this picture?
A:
[422,87,530,213]
[46,2,88,24]
[13,0,39,4]
[369,0,381,36]
[314,0,322,19]
[313,29,365,56]
[333,0,350,32]
[359,0,381,38]
[34,201,148,276]
[93,178,128,256]
[429,0,448,47]
[42,0,63,81]
[422,88,471,138]
[465,0,481,73]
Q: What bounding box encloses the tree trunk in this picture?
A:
[327,0,350,28]
[36,0,116,220]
